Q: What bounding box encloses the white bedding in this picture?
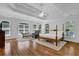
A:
[39,31,63,40]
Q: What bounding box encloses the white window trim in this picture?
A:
[1,20,10,36]
[18,23,29,36]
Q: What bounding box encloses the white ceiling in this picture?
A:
[0,3,79,21]
[54,3,79,16]
[27,3,79,20]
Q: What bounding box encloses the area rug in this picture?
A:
[33,39,67,51]
[17,37,33,41]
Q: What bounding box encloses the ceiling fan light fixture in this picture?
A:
[38,11,47,17]
[39,11,44,17]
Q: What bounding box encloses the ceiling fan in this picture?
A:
[38,4,48,18]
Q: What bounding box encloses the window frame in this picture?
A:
[18,23,29,36]
[1,21,10,36]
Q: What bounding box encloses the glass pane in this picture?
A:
[39,25,41,29]
[2,21,9,28]
[34,25,36,29]
[25,26,28,28]
[19,25,24,28]
[5,30,9,35]
[19,30,23,33]
[45,24,49,33]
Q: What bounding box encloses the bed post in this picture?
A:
[56,25,58,46]
[62,24,64,41]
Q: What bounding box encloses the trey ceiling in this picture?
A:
[0,3,79,20]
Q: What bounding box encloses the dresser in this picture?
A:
[0,30,5,56]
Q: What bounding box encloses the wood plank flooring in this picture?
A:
[0,38,79,56]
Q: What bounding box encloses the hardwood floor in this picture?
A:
[0,38,79,56]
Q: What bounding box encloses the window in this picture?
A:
[1,21,10,36]
[33,24,37,32]
[45,24,49,33]
[39,25,41,33]
[18,23,29,35]
[65,21,75,38]
[33,25,36,29]
[39,25,41,29]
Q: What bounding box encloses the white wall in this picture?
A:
[46,15,79,43]
[63,15,79,43]
[0,4,79,43]
[47,19,64,33]
[0,15,43,39]
[0,5,46,39]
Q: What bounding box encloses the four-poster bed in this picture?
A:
[38,24,64,46]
